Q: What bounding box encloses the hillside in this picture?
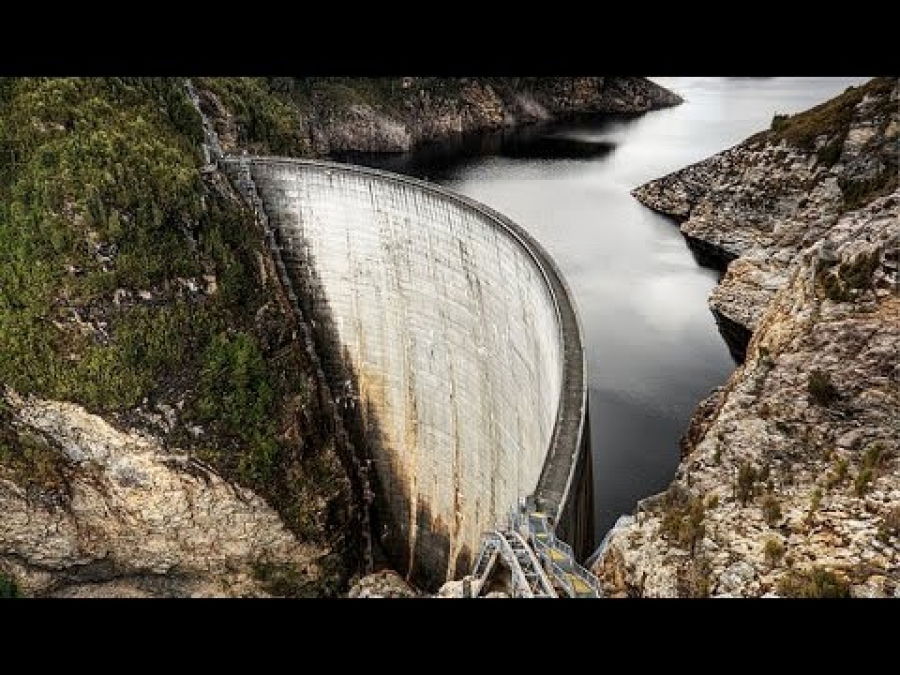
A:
[594,78,899,598]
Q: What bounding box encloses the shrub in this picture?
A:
[770,114,789,132]
[853,440,895,496]
[825,457,848,490]
[736,462,758,505]
[660,488,706,556]
[197,78,310,156]
[764,538,785,566]
[766,78,894,161]
[816,139,843,166]
[0,77,354,594]
[820,270,852,302]
[863,441,893,472]
[251,561,319,598]
[807,488,823,524]
[777,567,850,598]
[854,466,874,497]
[194,331,280,485]
[0,432,70,502]
[840,251,880,291]
[0,572,20,598]
[877,507,900,543]
[808,370,839,406]
[816,250,882,302]
[762,494,782,527]
[678,555,711,598]
[840,172,898,212]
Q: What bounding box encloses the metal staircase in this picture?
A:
[469,500,602,598]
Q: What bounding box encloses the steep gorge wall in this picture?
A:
[237,158,590,587]
[594,78,899,598]
[197,77,683,157]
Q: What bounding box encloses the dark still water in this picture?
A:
[339,77,869,543]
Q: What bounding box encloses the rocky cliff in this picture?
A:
[594,77,899,598]
[633,77,897,359]
[194,77,682,157]
[1,390,330,597]
[0,78,356,597]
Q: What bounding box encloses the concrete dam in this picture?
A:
[226,156,593,588]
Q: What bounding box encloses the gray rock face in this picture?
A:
[0,392,325,597]
[347,570,419,598]
[595,78,899,598]
[203,77,682,157]
[633,78,898,336]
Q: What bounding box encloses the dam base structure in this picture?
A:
[221,154,593,590]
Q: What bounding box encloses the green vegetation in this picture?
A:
[825,457,848,490]
[0,78,205,406]
[195,331,278,484]
[854,441,893,497]
[194,77,565,160]
[839,172,898,212]
[0,572,20,598]
[817,250,881,303]
[761,494,782,527]
[777,567,850,598]
[252,554,345,598]
[0,400,70,502]
[853,466,874,496]
[807,488,823,523]
[764,538,785,567]
[196,78,312,156]
[807,370,839,406]
[736,462,758,506]
[768,78,896,208]
[251,561,320,598]
[660,486,706,555]
[678,555,711,598]
[0,78,353,591]
[195,77,422,157]
[767,78,894,161]
[877,507,900,543]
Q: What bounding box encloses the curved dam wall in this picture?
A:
[234,157,592,587]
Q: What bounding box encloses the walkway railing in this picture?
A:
[470,500,602,598]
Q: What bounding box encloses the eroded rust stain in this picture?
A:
[403,361,420,583]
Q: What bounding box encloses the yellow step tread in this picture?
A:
[549,548,567,561]
[567,574,593,594]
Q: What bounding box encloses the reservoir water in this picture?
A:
[339,77,869,543]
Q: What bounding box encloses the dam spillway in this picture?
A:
[229,157,592,587]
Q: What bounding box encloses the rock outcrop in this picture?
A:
[347,570,419,598]
[0,390,331,597]
[595,78,899,598]
[633,77,897,358]
[0,79,359,597]
[197,77,682,157]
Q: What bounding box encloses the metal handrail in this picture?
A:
[509,530,558,597]
[492,531,534,598]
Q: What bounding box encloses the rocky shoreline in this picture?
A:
[197,77,682,157]
[593,77,899,597]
